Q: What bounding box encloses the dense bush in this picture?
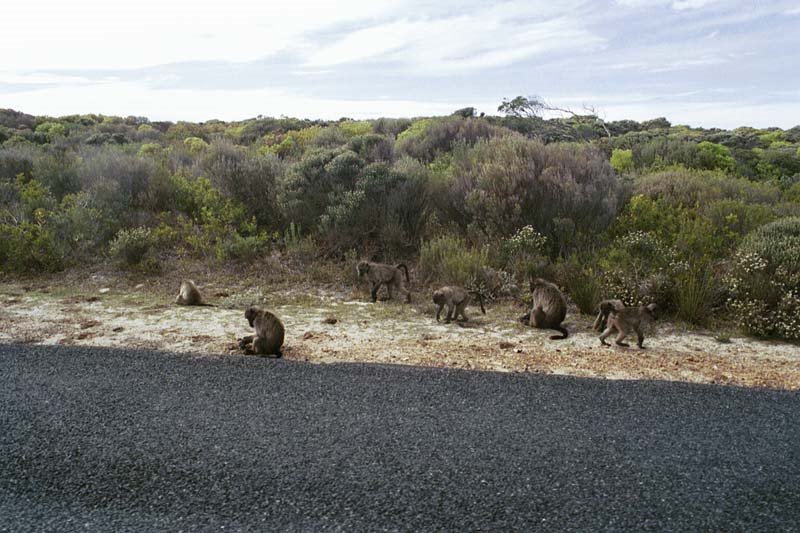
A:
[727,217,800,339]
[445,136,624,246]
[419,235,489,287]
[108,226,155,267]
[201,140,283,228]
[4,106,800,340]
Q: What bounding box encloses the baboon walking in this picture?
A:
[592,299,625,332]
[522,278,568,340]
[174,280,214,306]
[356,260,411,303]
[239,305,285,357]
[432,286,486,323]
[599,303,658,348]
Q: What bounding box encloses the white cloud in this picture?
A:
[306,5,604,74]
[0,0,402,70]
[616,0,718,9]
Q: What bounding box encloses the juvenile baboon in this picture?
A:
[174,280,214,306]
[592,299,626,332]
[599,303,658,348]
[356,260,411,303]
[432,286,486,323]
[524,278,568,340]
[238,305,285,357]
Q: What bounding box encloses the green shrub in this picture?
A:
[727,217,800,339]
[499,225,551,280]
[559,257,603,315]
[419,235,489,286]
[108,226,154,267]
[599,231,679,309]
[446,136,624,244]
[201,140,283,228]
[673,267,718,325]
[610,149,633,173]
[0,222,62,273]
[215,233,272,262]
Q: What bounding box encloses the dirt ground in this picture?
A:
[2,269,799,390]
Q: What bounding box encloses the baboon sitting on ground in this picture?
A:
[174,280,214,306]
[519,278,568,340]
[239,305,285,357]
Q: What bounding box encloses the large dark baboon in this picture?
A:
[356,260,411,303]
[523,278,568,340]
[432,286,486,323]
[238,305,285,357]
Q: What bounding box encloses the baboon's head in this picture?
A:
[530,278,548,292]
[356,261,370,277]
[432,289,445,305]
[245,306,259,327]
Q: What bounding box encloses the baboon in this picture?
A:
[356,261,411,303]
[432,286,486,323]
[174,280,214,306]
[523,278,568,340]
[592,299,626,332]
[599,303,658,348]
[238,305,285,357]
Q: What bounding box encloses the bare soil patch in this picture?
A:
[1,278,798,389]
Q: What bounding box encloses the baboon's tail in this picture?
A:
[591,310,607,332]
[549,325,569,340]
[469,291,486,314]
[396,263,410,283]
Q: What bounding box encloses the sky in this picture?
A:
[1,0,799,128]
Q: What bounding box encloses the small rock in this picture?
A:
[134,284,144,290]
[214,291,230,298]
[112,326,124,333]
[322,316,338,325]
[80,320,100,330]
[99,288,110,294]
[499,341,515,349]
[302,331,314,340]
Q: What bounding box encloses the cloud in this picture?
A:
[306,3,604,74]
[0,0,404,70]
[615,0,717,9]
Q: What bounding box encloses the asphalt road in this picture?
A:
[1,344,799,532]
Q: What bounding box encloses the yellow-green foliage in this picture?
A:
[35,122,66,139]
[695,141,735,173]
[610,148,633,173]
[338,120,372,137]
[183,136,209,154]
[758,130,785,146]
[262,126,323,158]
[396,118,433,143]
[138,143,162,157]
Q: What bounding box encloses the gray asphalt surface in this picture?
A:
[1,343,799,532]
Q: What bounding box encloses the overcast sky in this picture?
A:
[2,0,799,128]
